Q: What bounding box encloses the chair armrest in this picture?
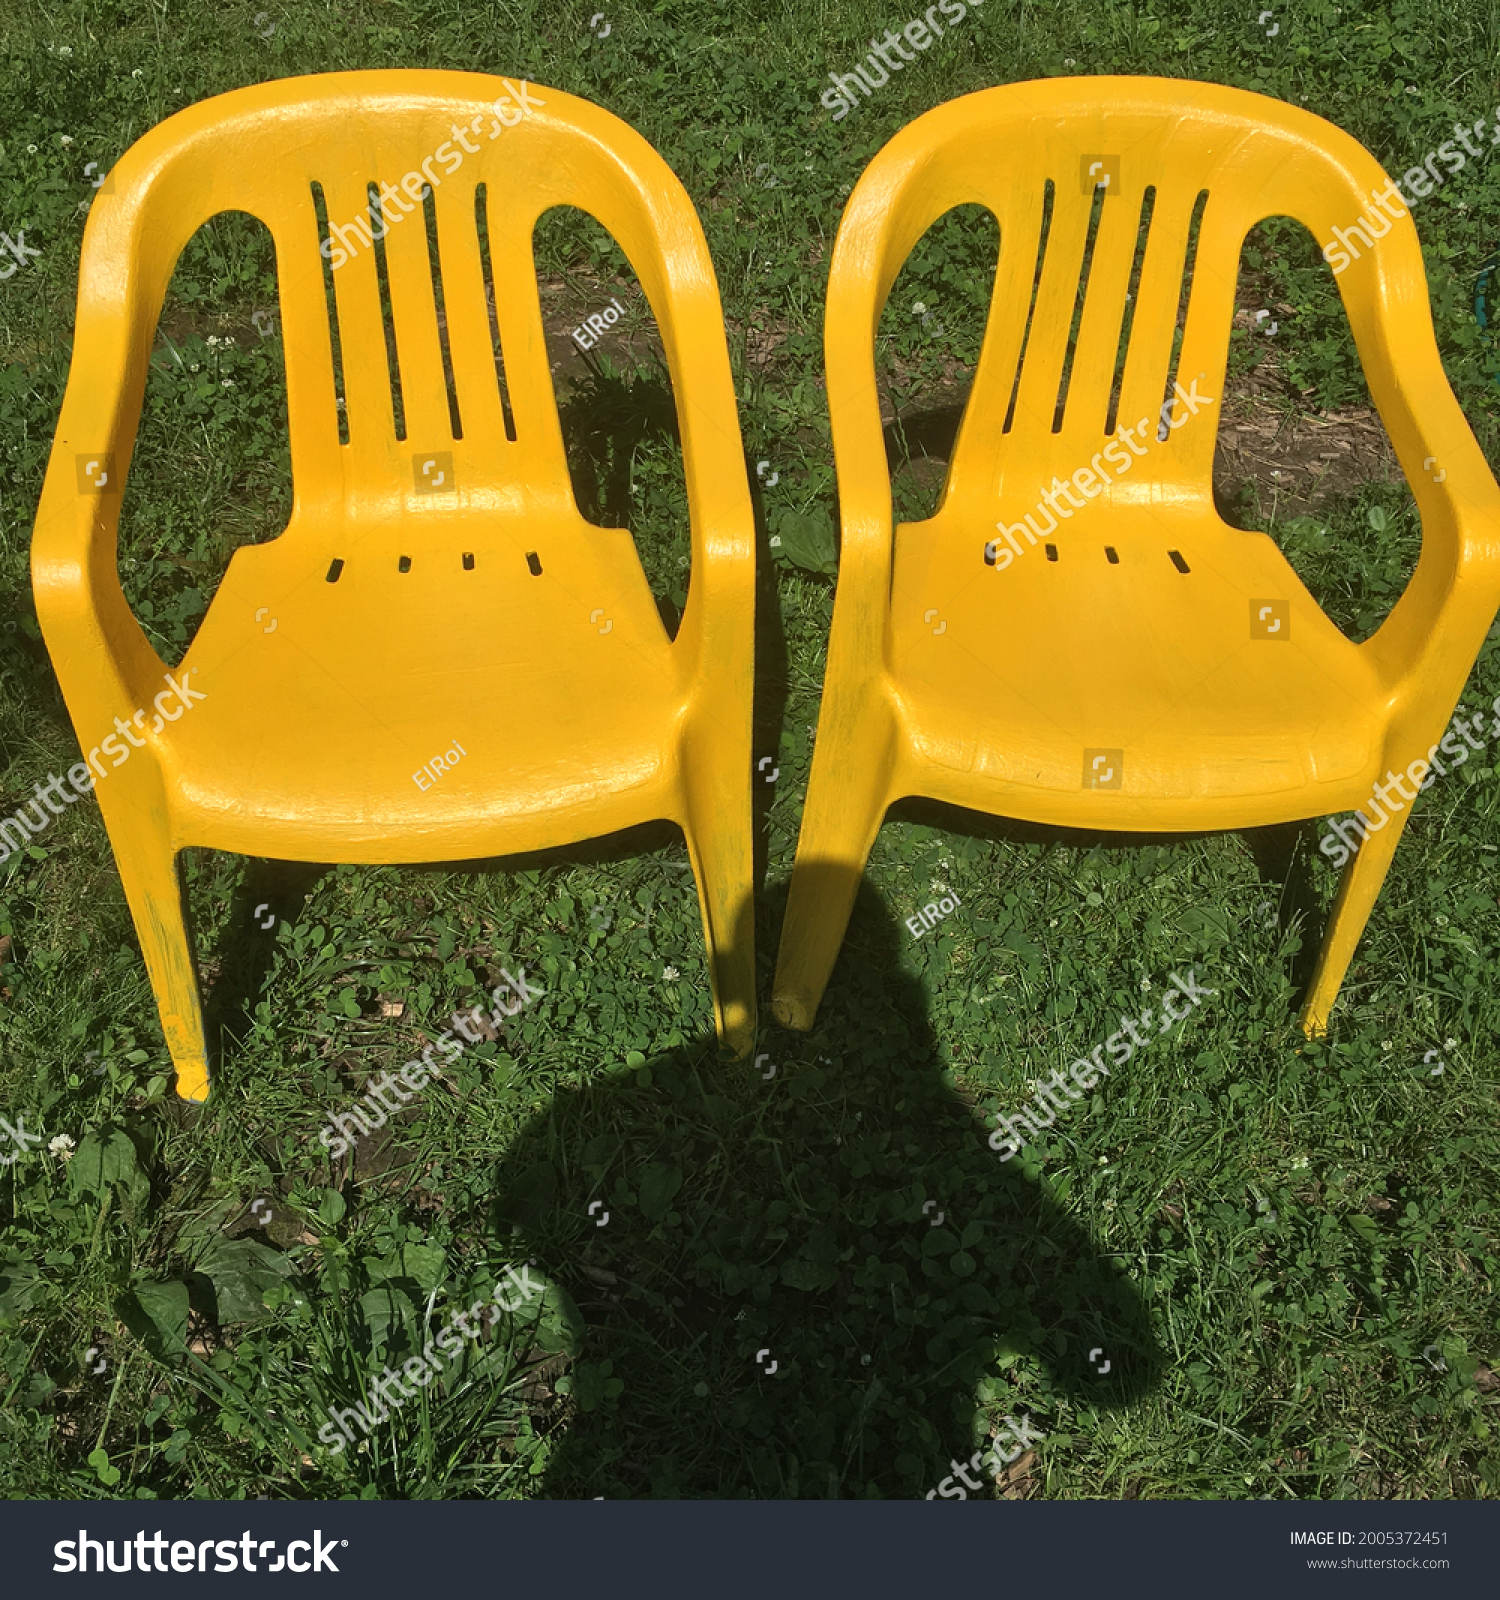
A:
[1347,262,1500,693]
[32,185,172,740]
[821,134,974,678]
[656,254,756,689]
[564,108,756,689]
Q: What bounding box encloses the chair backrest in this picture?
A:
[826,77,1441,537]
[73,69,733,550]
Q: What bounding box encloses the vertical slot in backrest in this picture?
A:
[1052,178,1111,431]
[1114,181,1216,454]
[1105,188,1156,437]
[279,93,694,524]
[421,182,464,441]
[367,180,409,441]
[309,182,351,447]
[1000,181,1055,435]
[474,182,518,441]
[1153,189,1212,441]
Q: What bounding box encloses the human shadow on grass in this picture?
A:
[488,866,1164,1499]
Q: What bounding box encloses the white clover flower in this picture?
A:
[1140,977,1151,991]
[131,68,143,78]
[1444,1037,1458,1050]
[206,335,219,346]
[1290,1155,1310,1171]
[912,302,927,316]
[221,379,235,388]
[49,1133,75,1159]
[662,966,680,981]
[26,144,37,154]
[189,362,199,371]
[59,134,74,146]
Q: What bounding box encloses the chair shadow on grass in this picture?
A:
[488,864,1165,1500]
[892,796,1329,1015]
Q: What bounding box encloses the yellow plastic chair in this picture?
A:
[773,76,1500,1036]
[32,71,756,1101]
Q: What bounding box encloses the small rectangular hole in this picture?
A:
[1105,547,1120,564]
[525,551,542,576]
[462,552,475,571]
[1045,544,1058,561]
[326,558,344,583]
[1168,549,1191,573]
[398,555,412,573]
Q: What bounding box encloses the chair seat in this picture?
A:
[888,506,1385,829]
[161,509,680,858]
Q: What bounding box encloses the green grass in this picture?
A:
[2,0,1499,1499]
